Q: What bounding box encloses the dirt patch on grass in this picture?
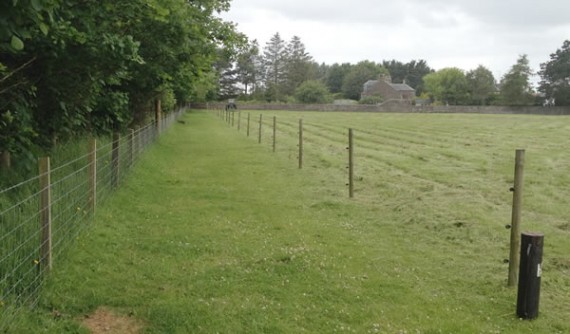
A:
[82,307,144,334]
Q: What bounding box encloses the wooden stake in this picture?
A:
[39,157,52,271]
[272,116,277,153]
[88,138,97,213]
[128,129,135,168]
[247,113,250,137]
[298,119,303,169]
[348,128,354,198]
[111,133,120,188]
[0,150,11,169]
[258,114,263,144]
[238,111,241,131]
[508,149,525,286]
[155,99,162,134]
[135,125,141,157]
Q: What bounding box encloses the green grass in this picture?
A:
[8,110,570,333]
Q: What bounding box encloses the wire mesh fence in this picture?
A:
[0,108,185,331]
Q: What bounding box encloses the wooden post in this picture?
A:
[272,116,277,153]
[238,111,241,131]
[247,113,251,137]
[111,132,120,188]
[155,99,162,135]
[516,232,544,319]
[258,114,263,144]
[135,125,141,157]
[231,111,235,127]
[39,157,52,271]
[0,150,11,169]
[348,128,354,198]
[128,129,135,168]
[508,149,525,286]
[298,119,303,169]
[88,139,97,213]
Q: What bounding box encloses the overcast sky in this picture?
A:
[220,0,569,84]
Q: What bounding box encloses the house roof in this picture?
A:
[363,80,415,92]
[388,83,415,91]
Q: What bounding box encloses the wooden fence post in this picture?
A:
[347,128,354,198]
[238,111,241,131]
[1,150,11,169]
[39,157,52,271]
[128,129,135,168]
[231,111,235,127]
[135,125,141,157]
[508,149,525,286]
[272,116,277,153]
[298,119,303,169]
[88,138,97,213]
[155,99,162,135]
[247,113,251,137]
[111,132,120,188]
[258,114,263,144]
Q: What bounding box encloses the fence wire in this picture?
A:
[0,108,185,331]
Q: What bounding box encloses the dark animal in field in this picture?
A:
[225,102,237,111]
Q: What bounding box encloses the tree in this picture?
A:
[423,68,469,105]
[406,60,433,96]
[498,55,534,105]
[214,48,240,100]
[236,39,260,96]
[539,40,570,105]
[325,63,351,94]
[466,65,496,105]
[294,80,330,103]
[282,35,313,96]
[342,61,387,100]
[0,0,59,166]
[383,60,408,83]
[262,32,286,100]
[0,0,244,169]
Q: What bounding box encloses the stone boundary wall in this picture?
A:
[190,102,570,116]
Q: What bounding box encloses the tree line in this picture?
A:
[215,33,570,107]
[1,0,243,170]
[214,32,433,104]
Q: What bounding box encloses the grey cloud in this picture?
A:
[234,0,569,29]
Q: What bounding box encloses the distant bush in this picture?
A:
[359,95,383,105]
[294,81,331,104]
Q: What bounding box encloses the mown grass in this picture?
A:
[9,110,570,333]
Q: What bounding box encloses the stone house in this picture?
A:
[361,75,415,101]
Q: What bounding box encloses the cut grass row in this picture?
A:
[8,110,570,333]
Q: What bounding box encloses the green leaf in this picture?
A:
[10,35,24,51]
[39,22,49,35]
[31,0,43,11]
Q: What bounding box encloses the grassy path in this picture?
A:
[16,110,568,333]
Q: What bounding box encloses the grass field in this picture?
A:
[9,110,570,333]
